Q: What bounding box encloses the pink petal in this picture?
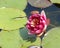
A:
[41,10,46,20]
[27,21,30,23]
[43,25,47,31]
[26,25,30,28]
[36,30,41,34]
[34,28,38,31]
[39,25,43,29]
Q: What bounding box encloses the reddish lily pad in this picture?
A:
[28,0,52,8]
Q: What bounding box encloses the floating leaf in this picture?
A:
[0,8,27,30]
[50,0,60,8]
[51,0,60,4]
[28,0,52,8]
[0,0,27,10]
[0,30,21,48]
[43,27,60,48]
[0,28,41,48]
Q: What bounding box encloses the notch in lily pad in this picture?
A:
[0,8,27,30]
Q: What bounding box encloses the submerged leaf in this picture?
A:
[20,27,41,48]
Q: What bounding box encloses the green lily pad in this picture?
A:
[0,28,41,48]
[0,8,27,30]
[43,27,60,48]
[0,0,27,10]
[51,0,60,3]
[0,30,21,48]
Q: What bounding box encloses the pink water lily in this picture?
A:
[26,10,50,36]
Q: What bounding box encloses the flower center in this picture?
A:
[31,18,39,27]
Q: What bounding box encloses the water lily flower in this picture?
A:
[26,10,50,36]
